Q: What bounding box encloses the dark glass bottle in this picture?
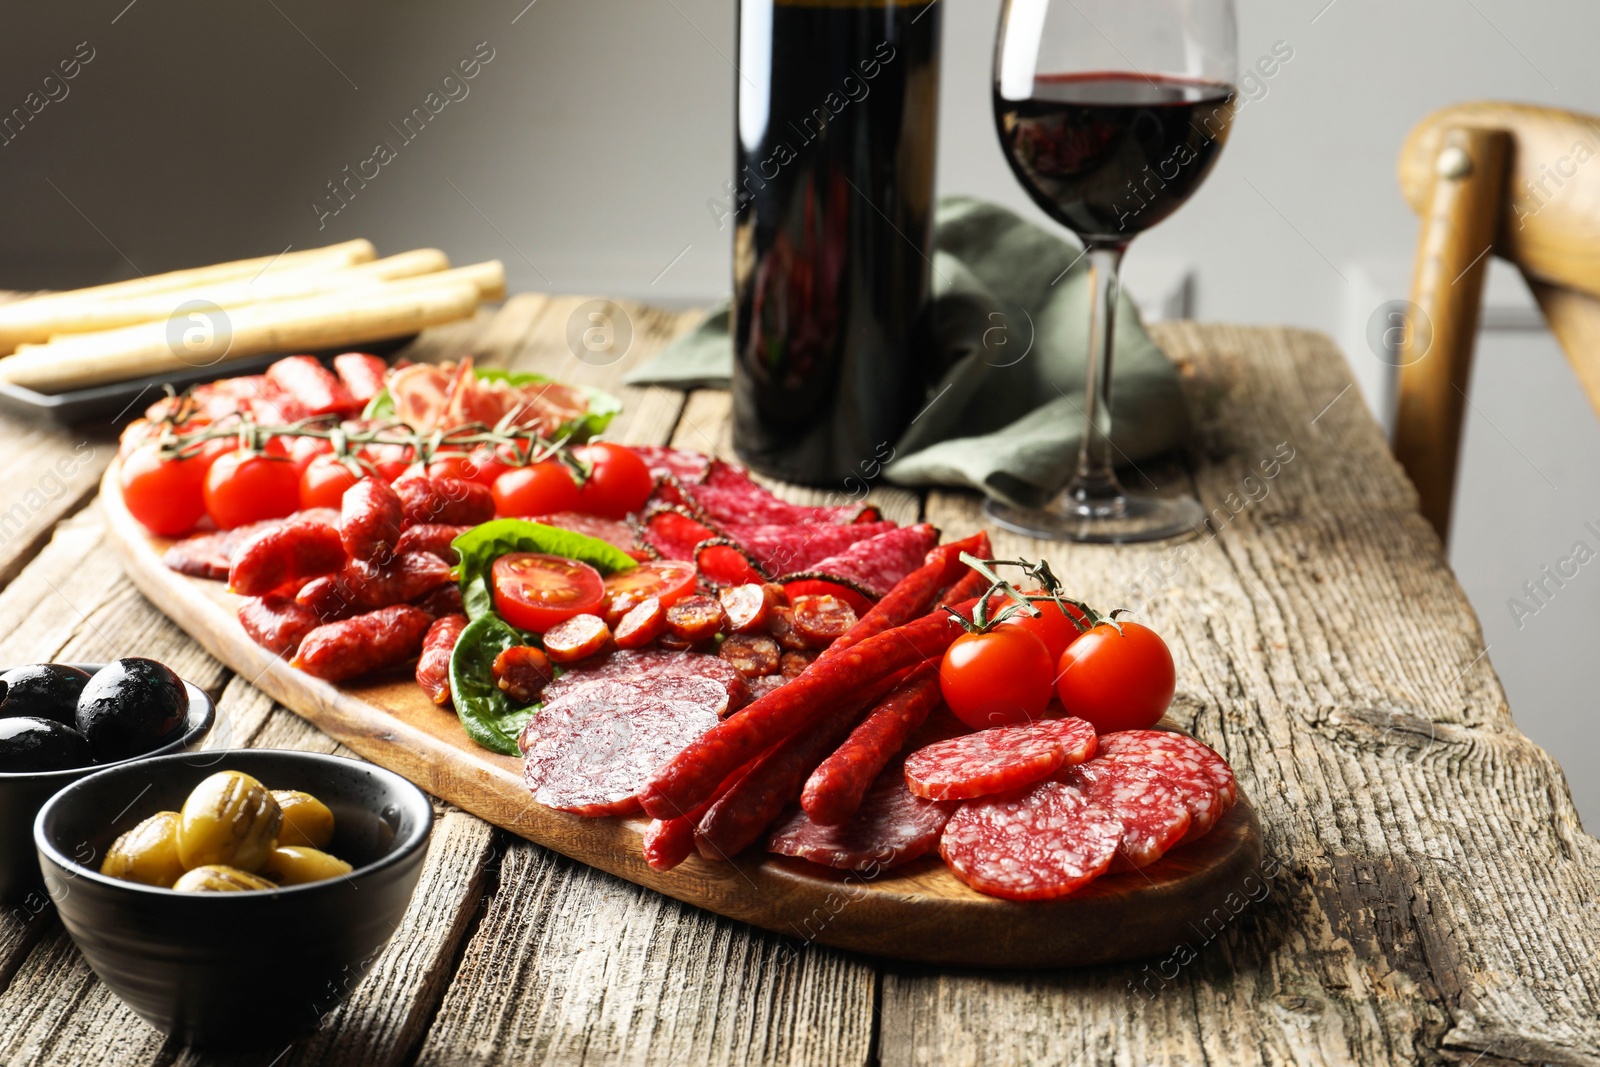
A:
[731,0,941,485]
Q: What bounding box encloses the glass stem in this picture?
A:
[1072,242,1129,502]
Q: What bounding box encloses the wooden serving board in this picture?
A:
[99,462,1263,968]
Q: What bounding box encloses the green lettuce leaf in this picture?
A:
[452,519,637,620]
[448,614,542,756]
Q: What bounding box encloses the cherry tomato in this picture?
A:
[428,451,481,483]
[1054,621,1175,733]
[467,445,512,488]
[493,461,580,517]
[287,435,333,472]
[299,454,363,511]
[572,443,653,519]
[601,560,698,613]
[120,443,208,536]
[491,553,605,633]
[1001,592,1088,661]
[204,449,301,529]
[939,626,1055,731]
[359,440,415,482]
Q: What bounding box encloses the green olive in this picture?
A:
[177,771,282,873]
[271,789,335,849]
[172,865,278,892]
[100,811,186,887]
[262,845,354,886]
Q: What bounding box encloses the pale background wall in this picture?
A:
[1,0,1597,823]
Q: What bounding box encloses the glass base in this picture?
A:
[984,489,1206,545]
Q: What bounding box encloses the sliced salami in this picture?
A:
[539,650,750,715]
[531,511,652,561]
[1093,731,1229,841]
[769,758,955,872]
[521,686,721,816]
[631,445,714,485]
[1096,730,1239,810]
[779,523,941,601]
[940,781,1122,901]
[903,717,1097,801]
[1063,759,1191,870]
[720,520,902,578]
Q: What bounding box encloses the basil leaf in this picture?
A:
[448,614,542,756]
[361,388,395,420]
[452,518,637,620]
[473,368,621,442]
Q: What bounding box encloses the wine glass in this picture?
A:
[989,0,1237,543]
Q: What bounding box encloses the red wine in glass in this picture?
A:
[995,72,1234,241]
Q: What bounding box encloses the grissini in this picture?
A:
[0,278,480,393]
[0,239,377,351]
[27,249,454,342]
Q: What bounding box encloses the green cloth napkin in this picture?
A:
[625,196,1192,508]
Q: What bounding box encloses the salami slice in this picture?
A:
[1092,732,1229,841]
[665,461,880,527]
[779,523,941,602]
[903,717,1098,801]
[521,685,721,816]
[769,759,955,871]
[720,521,901,578]
[1063,759,1191,870]
[531,512,652,561]
[939,781,1122,901]
[631,445,714,485]
[1096,730,1239,810]
[539,650,750,715]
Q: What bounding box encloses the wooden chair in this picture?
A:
[1394,102,1600,542]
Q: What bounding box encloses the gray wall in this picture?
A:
[3,0,1598,822]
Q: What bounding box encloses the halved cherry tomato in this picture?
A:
[1001,592,1088,661]
[299,454,363,511]
[939,626,1055,731]
[572,443,653,519]
[491,553,606,633]
[204,449,301,529]
[120,443,208,536]
[493,461,580,517]
[601,559,698,618]
[1054,621,1175,733]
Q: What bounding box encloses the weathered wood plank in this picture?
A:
[414,840,875,1067]
[878,324,1600,1066]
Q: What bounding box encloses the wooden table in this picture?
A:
[0,294,1597,1067]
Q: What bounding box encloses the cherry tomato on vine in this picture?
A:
[493,461,580,517]
[427,451,481,484]
[491,552,606,633]
[1054,621,1175,733]
[204,449,301,529]
[120,443,208,536]
[572,443,653,519]
[939,625,1056,731]
[467,445,512,488]
[299,454,363,511]
[287,434,333,472]
[1001,592,1088,661]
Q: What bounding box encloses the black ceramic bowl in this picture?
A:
[0,664,214,904]
[34,749,433,1047]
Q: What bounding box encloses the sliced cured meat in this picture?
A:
[904,717,1097,801]
[1063,759,1191,870]
[940,781,1122,901]
[631,445,713,485]
[781,523,942,608]
[665,595,725,642]
[697,543,764,587]
[719,633,780,678]
[712,520,902,580]
[389,358,590,436]
[521,685,722,816]
[718,583,772,633]
[1092,731,1228,842]
[770,758,955,871]
[531,512,651,561]
[1095,730,1239,810]
[539,650,750,715]
[266,355,359,416]
[542,614,612,663]
[395,523,473,564]
[748,673,789,699]
[791,595,858,647]
[641,508,716,562]
[162,509,339,580]
[333,352,388,403]
[689,460,880,526]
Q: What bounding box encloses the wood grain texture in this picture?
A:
[1393,125,1510,542]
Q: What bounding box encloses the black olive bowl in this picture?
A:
[34,749,433,1047]
[0,665,214,904]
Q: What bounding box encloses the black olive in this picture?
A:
[75,658,190,763]
[0,716,91,772]
[0,663,93,727]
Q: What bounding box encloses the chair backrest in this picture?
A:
[1394,101,1600,542]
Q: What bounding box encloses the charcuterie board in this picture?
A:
[99,461,1263,968]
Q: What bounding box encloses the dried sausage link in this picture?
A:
[800,664,941,825]
[394,523,472,564]
[292,605,432,682]
[229,522,346,597]
[395,474,494,527]
[340,477,404,563]
[416,613,468,706]
[237,595,322,658]
[296,551,452,620]
[493,645,555,705]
